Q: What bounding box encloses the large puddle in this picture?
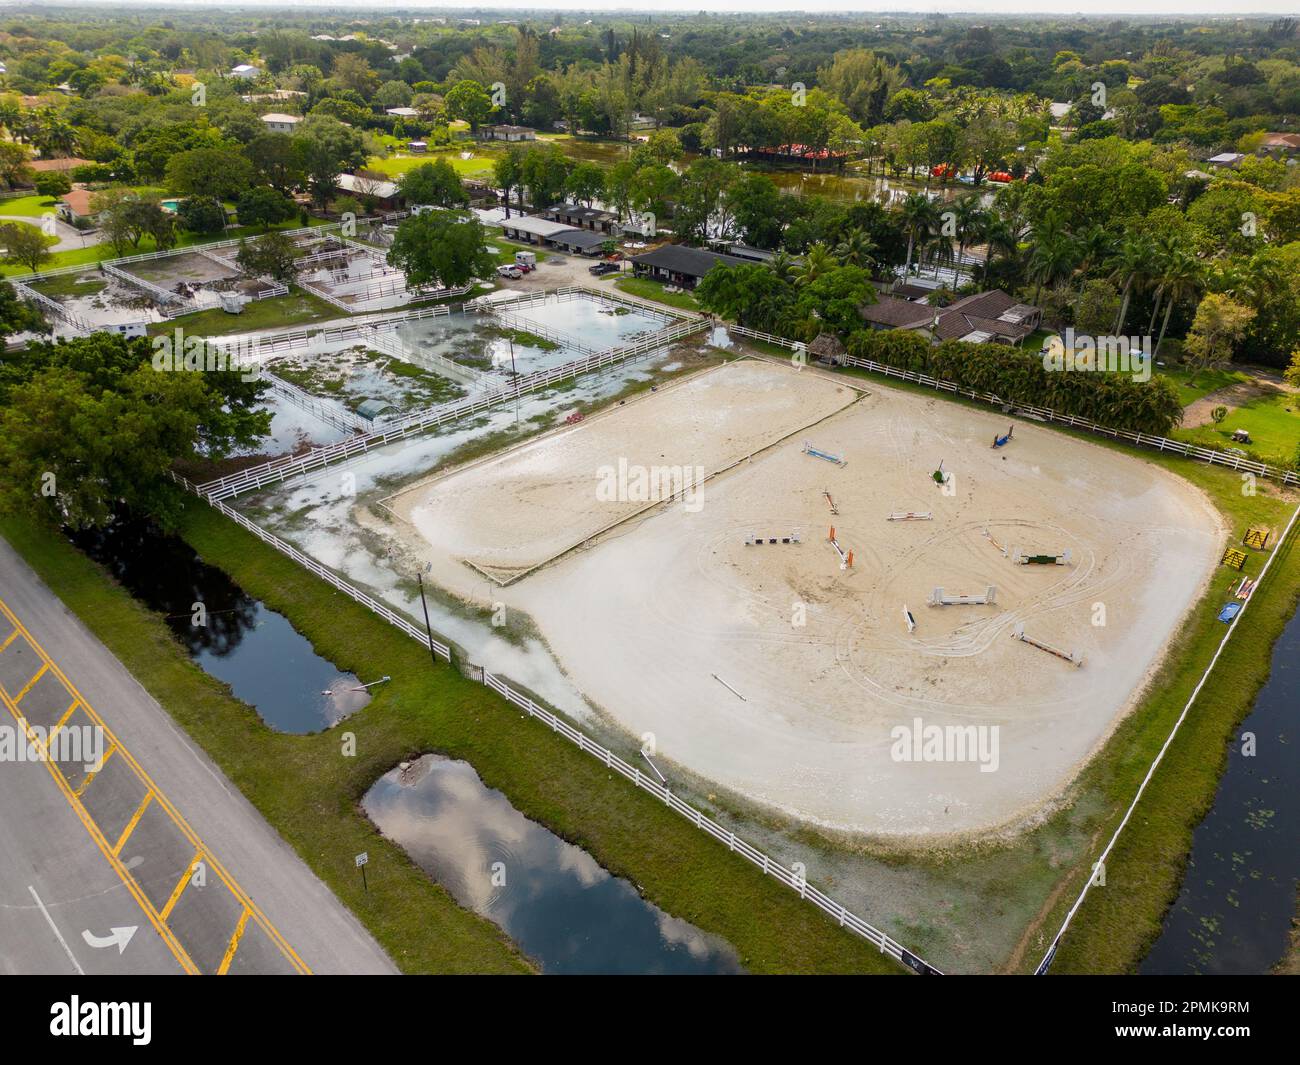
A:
[364,754,743,974]
[1140,595,1300,974]
[70,516,368,733]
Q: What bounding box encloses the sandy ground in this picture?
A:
[381,360,858,583]
[372,359,1224,838]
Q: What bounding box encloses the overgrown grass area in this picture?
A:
[1159,365,1249,406]
[366,149,498,180]
[0,500,903,975]
[614,276,701,311]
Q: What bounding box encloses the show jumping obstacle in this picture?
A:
[744,533,801,546]
[803,442,846,467]
[991,425,1014,449]
[1009,547,1072,566]
[1011,623,1083,667]
[827,525,854,570]
[983,528,1008,555]
[823,490,839,515]
[928,586,997,606]
[887,511,933,522]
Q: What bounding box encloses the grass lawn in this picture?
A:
[0,193,65,218]
[0,504,906,975]
[1174,388,1300,469]
[615,275,701,312]
[1158,365,1250,406]
[366,149,499,181]
[487,238,546,265]
[150,287,340,339]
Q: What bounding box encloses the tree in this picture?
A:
[0,333,269,529]
[235,187,297,230]
[817,49,902,127]
[898,193,939,279]
[445,80,493,133]
[0,277,46,339]
[726,173,786,250]
[0,142,33,189]
[292,116,366,208]
[34,171,71,198]
[386,209,494,290]
[564,162,605,207]
[397,160,467,208]
[164,147,255,202]
[247,132,305,194]
[0,222,56,273]
[177,196,228,236]
[375,80,414,110]
[234,231,298,281]
[1183,294,1255,380]
[493,146,526,219]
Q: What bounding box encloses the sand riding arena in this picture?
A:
[370,357,1224,838]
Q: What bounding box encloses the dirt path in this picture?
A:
[1183,380,1277,428]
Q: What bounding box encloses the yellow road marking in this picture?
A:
[12,662,48,703]
[48,698,80,743]
[218,910,251,975]
[72,743,116,796]
[0,684,199,974]
[161,852,201,922]
[0,595,310,975]
[0,628,17,652]
[114,792,154,856]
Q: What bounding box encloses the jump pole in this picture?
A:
[1009,547,1072,566]
[823,490,838,515]
[903,604,916,633]
[804,441,846,467]
[827,525,854,570]
[983,528,1007,555]
[929,586,997,607]
[1011,623,1083,667]
[745,532,801,545]
[887,511,933,522]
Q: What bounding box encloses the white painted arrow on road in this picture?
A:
[81,926,137,954]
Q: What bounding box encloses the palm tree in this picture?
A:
[1026,226,1078,308]
[834,227,877,270]
[1154,249,1204,355]
[952,196,987,284]
[768,249,797,285]
[796,243,835,286]
[1106,232,1155,334]
[898,192,939,280]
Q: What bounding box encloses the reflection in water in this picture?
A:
[364,754,744,974]
[1140,601,1300,974]
[69,516,368,733]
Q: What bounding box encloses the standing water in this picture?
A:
[1140,596,1300,973]
[364,754,744,974]
[70,516,369,733]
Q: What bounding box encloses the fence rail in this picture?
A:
[263,375,368,433]
[168,473,936,975]
[198,315,708,499]
[726,325,1300,488]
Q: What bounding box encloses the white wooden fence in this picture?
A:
[727,325,1300,488]
[167,473,939,975]
[198,316,708,499]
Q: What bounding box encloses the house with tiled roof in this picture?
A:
[860,289,1041,346]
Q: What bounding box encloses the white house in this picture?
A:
[261,113,302,134]
[230,64,259,80]
[385,107,420,119]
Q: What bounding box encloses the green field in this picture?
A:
[149,288,340,338]
[1173,387,1300,469]
[614,275,701,311]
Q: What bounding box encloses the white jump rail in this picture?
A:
[168,474,940,975]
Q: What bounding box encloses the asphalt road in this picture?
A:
[0,536,397,975]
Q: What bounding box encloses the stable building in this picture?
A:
[628,244,748,289]
[542,202,623,236]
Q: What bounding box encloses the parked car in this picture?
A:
[497,264,523,280]
[589,261,620,276]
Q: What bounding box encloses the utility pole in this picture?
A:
[416,572,440,669]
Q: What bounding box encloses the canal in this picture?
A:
[1140,594,1300,974]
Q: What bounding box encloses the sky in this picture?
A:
[70,1,1300,16]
